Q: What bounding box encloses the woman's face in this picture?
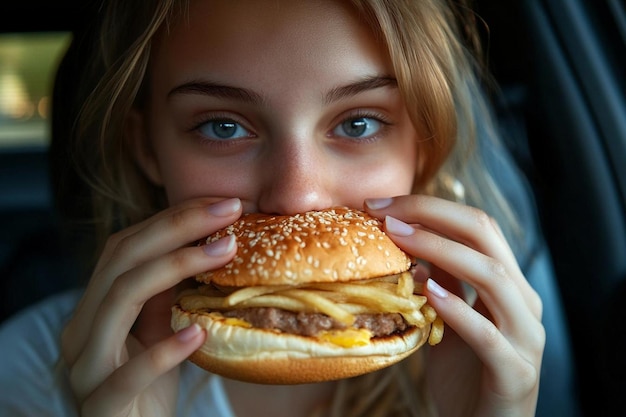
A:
[135,0,419,214]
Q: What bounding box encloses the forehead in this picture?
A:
[150,0,391,93]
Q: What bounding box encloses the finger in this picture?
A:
[67,198,238,336]
[366,196,542,317]
[96,235,236,356]
[79,324,206,416]
[386,220,540,342]
[367,195,517,266]
[93,197,234,277]
[63,198,241,365]
[425,278,543,400]
[96,198,242,290]
[72,235,236,395]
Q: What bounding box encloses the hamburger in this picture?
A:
[171,207,442,384]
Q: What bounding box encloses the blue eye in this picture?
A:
[334,117,382,139]
[197,119,252,140]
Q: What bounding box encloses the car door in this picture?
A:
[477,0,626,416]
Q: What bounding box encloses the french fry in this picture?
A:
[408,294,428,310]
[421,304,438,324]
[296,289,351,303]
[179,294,226,311]
[428,316,444,345]
[281,289,355,326]
[311,283,417,312]
[225,285,291,306]
[396,271,414,298]
[365,281,400,292]
[235,294,309,311]
[334,303,377,315]
[401,309,426,327]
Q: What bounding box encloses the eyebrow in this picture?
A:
[323,75,398,105]
[167,75,397,105]
[168,81,265,104]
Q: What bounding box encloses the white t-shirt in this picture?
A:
[0,290,236,417]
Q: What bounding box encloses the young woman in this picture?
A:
[0,0,547,416]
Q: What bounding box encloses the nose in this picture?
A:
[257,141,333,215]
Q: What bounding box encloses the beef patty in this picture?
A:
[222,307,410,337]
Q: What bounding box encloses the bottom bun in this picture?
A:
[171,305,429,384]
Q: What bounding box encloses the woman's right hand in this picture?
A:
[61,197,242,417]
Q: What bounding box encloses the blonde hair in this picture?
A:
[70,0,181,246]
[67,0,519,415]
[353,0,519,228]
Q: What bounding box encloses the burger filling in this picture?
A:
[222,307,409,338]
[177,271,441,347]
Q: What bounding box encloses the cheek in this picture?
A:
[336,143,418,203]
[371,134,419,195]
[356,115,420,197]
[156,151,256,206]
[356,158,415,197]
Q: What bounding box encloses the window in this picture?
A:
[0,32,71,149]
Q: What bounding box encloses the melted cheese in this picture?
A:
[318,328,372,347]
[223,317,252,328]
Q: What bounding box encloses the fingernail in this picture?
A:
[203,235,236,256]
[364,197,393,210]
[207,198,241,217]
[427,278,448,298]
[176,323,202,342]
[385,216,415,236]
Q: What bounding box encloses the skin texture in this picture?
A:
[136,0,417,212]
[61,1,544,416]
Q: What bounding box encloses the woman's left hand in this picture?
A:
[365,195,545,417]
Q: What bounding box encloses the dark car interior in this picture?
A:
[1,1,624,416]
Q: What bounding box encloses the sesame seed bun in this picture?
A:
[173,207,432,384]
[196,207,412,286]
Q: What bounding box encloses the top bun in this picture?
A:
[197,207,412,286]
